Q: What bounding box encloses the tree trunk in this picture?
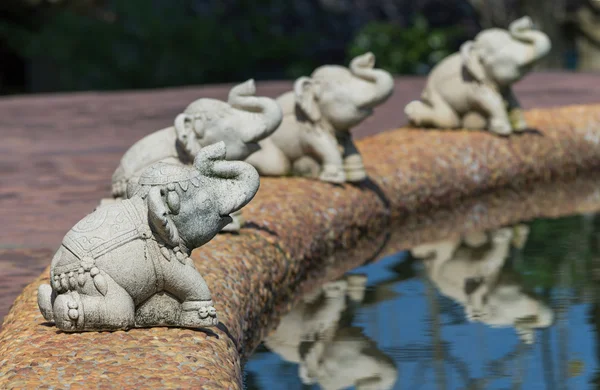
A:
[572,2,600,71]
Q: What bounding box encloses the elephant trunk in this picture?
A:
[509,16,552,63]
[349,52,395,107]
[228,79,283,143]
[193,142,260,216]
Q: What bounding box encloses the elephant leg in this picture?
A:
[462,111,488,130]
[161,257,218,327]
[220,209,244,233]
[405,89,460,129]
[303,130,345,183]
[336,132,366,183]
[292,156,321,179]
[463,231,489,247]
[344,274,368,303]
[471,85,512,135]
[245,139,291,176]
[504,87,528,132]
[38,283,57,322]
[52,275,135,331]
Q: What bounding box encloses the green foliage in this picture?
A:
[514,215,599,291]
[347,16,463,75]
[0,0,322,91]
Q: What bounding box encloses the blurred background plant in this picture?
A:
[347,16,463,75]
[0,0,593,95]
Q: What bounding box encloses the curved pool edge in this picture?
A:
[2,103,600,388]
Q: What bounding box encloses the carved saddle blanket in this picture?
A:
[53,198,153,276]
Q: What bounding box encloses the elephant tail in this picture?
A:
[111,165,128,198]
[111,180,127,198]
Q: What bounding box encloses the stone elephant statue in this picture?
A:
[38,142,260,332]
[109,79,282,232]
[246,52,394,184]
[411,225,554,344]
[264,274,398,390]
[405,16,551,135]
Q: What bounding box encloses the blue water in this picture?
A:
[244,214,600,389]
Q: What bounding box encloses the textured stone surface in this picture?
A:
[2,101,600,387]
[2,73,600,387]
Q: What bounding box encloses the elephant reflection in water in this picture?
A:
[264,274,398,390]
[411,225,554,344]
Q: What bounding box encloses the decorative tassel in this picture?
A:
[93,274,108,296]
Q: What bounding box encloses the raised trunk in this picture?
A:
[509,18,552,64]
[212,159,260,215]
[349,52,395,108]
[193,142,260,215]
[228,79,283,142]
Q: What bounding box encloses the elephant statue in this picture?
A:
[246,52,394,184]
[264,274,398,390]
[411,225,554,344]
[109,79,282,232]
[38,142,260,332]
[405,16,551,135]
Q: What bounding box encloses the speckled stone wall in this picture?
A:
[2,103,600,388]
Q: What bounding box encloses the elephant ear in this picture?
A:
[461,41,487,82]
[147,186,181,247]
[294,77,321,122]
[174,113,204,159]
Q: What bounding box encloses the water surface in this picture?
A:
[245,212,600,389]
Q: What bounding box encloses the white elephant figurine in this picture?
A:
[411,225,553,344]
[109,79,282,232]
[405,16,551,135]
[246,52,395,184]
[38,142,260,332]
[264,274,398,390]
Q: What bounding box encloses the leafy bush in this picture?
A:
[0,0,328,91]
[347,16,463,75]
[0,2,468,92]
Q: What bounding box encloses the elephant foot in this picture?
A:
[345,274,368,302]
[515,327,535,344]
[465,306,484,323]
[52,276,135,332]
[343,155,367,183]
[404,100,426,126]
[511,224,530,249]
[319,164,345,184]
[323,280,348,298]
[220,210,244,233]
[180,300,218,328]
[509,109,528,132]
[37,283,56,322]
[292,156,320,179]
[463,231,489,248]
[462,111,487,130]
[489,119,512,136]
[53,291,84,331]
[491,227,514,244]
